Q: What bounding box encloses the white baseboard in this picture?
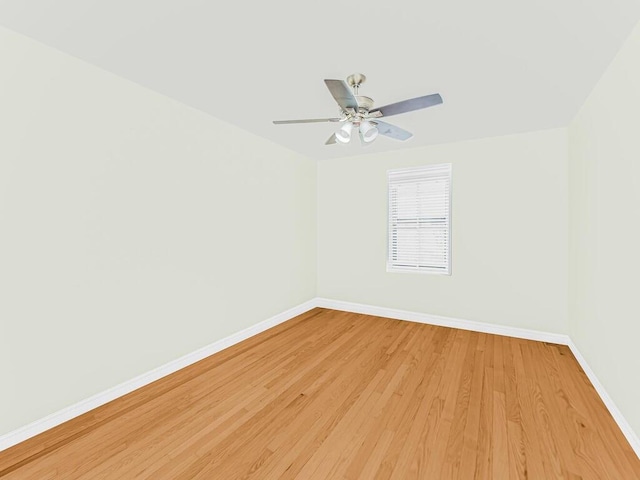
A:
[567,339,640,458]
[315,297,570,344]
[0,299,317,453]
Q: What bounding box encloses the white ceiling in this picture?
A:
[0,0,639,160]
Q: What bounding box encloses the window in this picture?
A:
[387,164,452,274]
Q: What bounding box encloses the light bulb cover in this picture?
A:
[359,121,379,143]
[335,122,353,143]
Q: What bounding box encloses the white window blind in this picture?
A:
[387,164,451,274]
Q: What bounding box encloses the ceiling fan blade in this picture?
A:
[374,120,413,141]
[371,93,443,118]
[273,118,341,124]
[325,133,337,145]
[324,79,359,112]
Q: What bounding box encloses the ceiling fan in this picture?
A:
[273,73,443,145]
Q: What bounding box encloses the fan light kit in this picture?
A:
[273,73,443,146]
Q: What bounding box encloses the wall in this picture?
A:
[569,20,640,439]
[318,129,568,334]
[0,28,317,435]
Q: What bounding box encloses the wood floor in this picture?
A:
[1,308,639,479]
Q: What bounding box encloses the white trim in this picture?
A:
[315,297,569,344]
[0,299,317,453]
[567,339,640,458]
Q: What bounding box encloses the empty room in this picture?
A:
[1,0,640,478]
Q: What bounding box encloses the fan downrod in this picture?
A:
[346,73,366,94]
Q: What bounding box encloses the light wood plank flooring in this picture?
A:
[1,308,639,479]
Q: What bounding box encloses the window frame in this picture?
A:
[386,163,452,275]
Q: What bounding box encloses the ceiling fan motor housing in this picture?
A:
[355,96,374,113]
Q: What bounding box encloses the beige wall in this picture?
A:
[318,129,569,334]
[0,28,317,435]
[569,20,640,439]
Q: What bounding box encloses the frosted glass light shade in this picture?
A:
[335,122,353,143]
[359,121,379,143]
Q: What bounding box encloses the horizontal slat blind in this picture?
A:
[388,164,451,274]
